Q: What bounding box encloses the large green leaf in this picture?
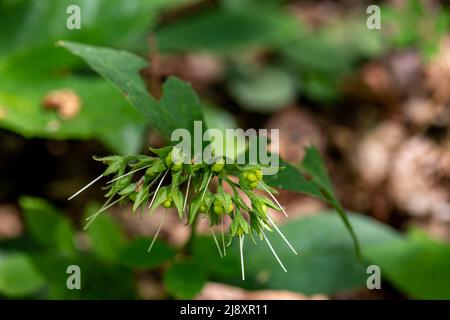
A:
[0,0,196,154]
[266,147,361,258]
[228,65,297,112]
[156,9,297,53]
[0,0,185,56]
[119,238,175,269]
[365,229,450,299]
[60,41,204,140]
[163,261,207,299]
[0,253,46,297]
[193,212,400,295]
[30,252,135,299]
[19,197,76,255]
[0,77,147,155]
[84,204,126,263]
[265,159,324,200]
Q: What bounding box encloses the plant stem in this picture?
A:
[183,213,199,255]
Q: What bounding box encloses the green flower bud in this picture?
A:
[145,158,165,178]
[213,205,224,215]
[211,158,225,173]
[199,204,208,213]
[255,169,263,180]
[162,199,172,208]
[171,162,183,171]
[246,172,257,182]
[249,181,259,189]
[164,153,173,168]
[227,202,234,213]
[236,226,245,236]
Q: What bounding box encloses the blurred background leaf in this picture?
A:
[156,9,297,53]
[193,212,399,295]
[20,197,76,255]
[0,253,46,297]
[365,229,450,299]
[119,238,175,269]
[228,64,297,112]
[83,203,126,263]
[61,42,204,140]
[0,0,199,155]
[163,261,207,299]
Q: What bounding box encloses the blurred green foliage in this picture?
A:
[60,41,205,141]
[383,0,450,59]
[194,213,450,299]
[365,229,450,299]
[1,0,448,150]
[2,200,450,299]
[0,0,449,300]
[163,261,207,299]
[0,197,176,299]
[0,0,197,155]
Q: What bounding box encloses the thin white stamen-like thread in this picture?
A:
[106,164,152,184]
[148,210,167,252]
[239,235,245,281]
[200,172,213,202]
[211,231,223,258]
[85,195,124,221]
[260,183,289,218]
[99,195,113,211]
[267,214,298,255]
[148,170,169,209]
[84,195,126,230]
[183,174,191,213]
[68,174,103,200]
[262,231,287,272]
[221,218,227,256]
[146,171,163,189]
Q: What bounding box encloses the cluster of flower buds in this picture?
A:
[69,146,297,280]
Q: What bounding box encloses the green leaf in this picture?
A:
[193,212,399,295]
[19,197,76,255]
[20,197,60,247]
[29,252,135,299]
[228,65,297,112]
[0,0,201,154]
[300,146,334,195]
[0,77,146,155]
[222,0,284,11]
[0,0,183,56]
[365,229,450,299]
[265,159,324,200]
[119,238,175,269]
[149,186,170,215]
[163,261,207,299]
[60,41,204,140]
[156,9,297,53]
[133,187,149,212]
[171,189,185,218]
[300,147,361,259]
[0,0,188,154]
[188,195,204,224]
[84,204,126,262]
[202,103,238,132]
[0,253,45,297]
[266,148,361,259]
